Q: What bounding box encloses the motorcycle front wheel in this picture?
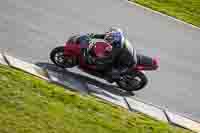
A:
[50,46,77,68]
[116,71,148,92]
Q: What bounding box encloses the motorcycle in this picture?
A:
[49,36,159,92]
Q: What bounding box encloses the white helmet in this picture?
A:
[105,27,125,48]
[108,27,123,33]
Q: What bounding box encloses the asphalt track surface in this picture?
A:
[0,0,200,121]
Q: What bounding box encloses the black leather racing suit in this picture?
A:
[108,47,135,80]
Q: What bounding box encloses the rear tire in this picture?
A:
[116,71,148,91]
[50,46,77,68]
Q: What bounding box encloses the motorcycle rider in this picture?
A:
[67,27,137,82]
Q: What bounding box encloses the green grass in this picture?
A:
[0,64,192,133]
[133,0,200,27]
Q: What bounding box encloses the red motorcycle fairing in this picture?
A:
[133,55,159,71]
[64,41,81,57]
[64,40,159,72]
[91,41,112,58]
[64,41,111,70]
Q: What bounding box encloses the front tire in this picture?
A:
[50,46,77,68]
[116,71,148,91]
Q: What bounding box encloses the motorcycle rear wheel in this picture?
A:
[50,46,77,68]
[116,71,148,91]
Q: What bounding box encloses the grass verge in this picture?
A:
[132,0,200,28]
[0,64,192,133]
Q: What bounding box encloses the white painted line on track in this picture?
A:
[126,0,200,30]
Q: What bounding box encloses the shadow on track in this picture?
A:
[35,62,135,97]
